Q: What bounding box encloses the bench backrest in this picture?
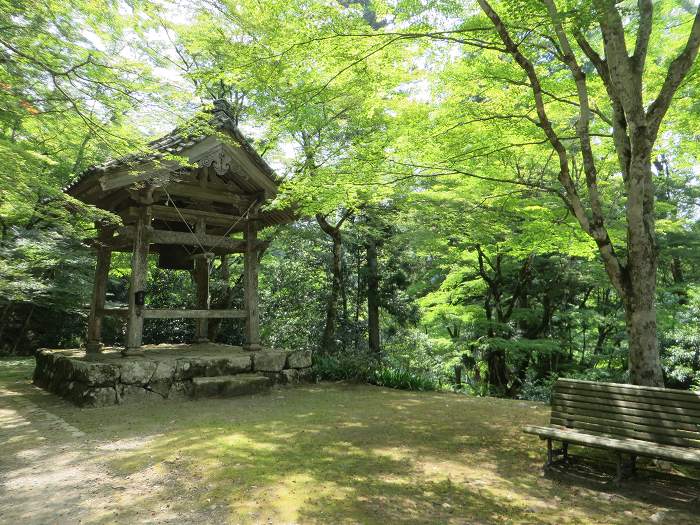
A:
[550,378,700,449]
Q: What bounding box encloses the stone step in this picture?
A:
[191,373,271,399]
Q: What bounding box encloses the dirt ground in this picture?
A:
[1,357,698,524]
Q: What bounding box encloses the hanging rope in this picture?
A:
[160,185,258,275]
[207,198,257,273]
[162,186,209,255]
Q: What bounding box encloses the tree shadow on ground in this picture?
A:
[93,386,700,524]
[3,361,699,524]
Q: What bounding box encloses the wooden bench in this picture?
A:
[523,378,700,482]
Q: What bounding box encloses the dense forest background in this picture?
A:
[2,0,699,398]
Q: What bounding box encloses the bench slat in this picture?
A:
[522,425,700,464]
[551,402,700,432]
[557,378,700,402]
[550,416,700,448]
[551,397,700,426]
[553,391,700,418]
[551,410,700,439]
[555,384,700,413]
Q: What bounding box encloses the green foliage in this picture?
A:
[372,366,441,392]
[312,353,376,383]
[518,373,559,403]
[312,352,441,391]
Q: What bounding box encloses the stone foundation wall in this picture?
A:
[34,348,313,407]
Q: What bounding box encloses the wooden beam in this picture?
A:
[115,225,269,253]
[153,183,256,207]
[144,309,247,319]
[121,205,253,229]
[99,308,247,319]
[99,308,129,318]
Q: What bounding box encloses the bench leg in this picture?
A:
[544,439,571,470]
[614,453,637,484]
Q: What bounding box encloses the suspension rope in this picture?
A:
[160,185,258,275]
[162,186,209,255]
[207,199,257,273]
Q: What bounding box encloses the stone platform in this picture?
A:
[33,343,313,407]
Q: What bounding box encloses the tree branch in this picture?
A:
[646,6,700,140]
[478,0,626,295]
[633,0,654,71]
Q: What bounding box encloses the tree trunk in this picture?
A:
[354,246,362,352]
[316,213,349,353]
[321,227,342,352]
[366,237,380,356]
[12,304,35,354]
[623,266,663,386]
[487,349,508,392]
[621,144,664,386]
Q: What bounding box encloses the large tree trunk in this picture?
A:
[321,227,342,352]
[623,288,662,386]
[620,134,664,386]
[366,237,380,356]
[611,123,664,386]
[316,213,350,353]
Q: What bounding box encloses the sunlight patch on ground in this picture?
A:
[1,360,699,524]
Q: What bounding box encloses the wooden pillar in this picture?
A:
[194,218,210,343]
[86,227,113,354]
[124,207,151,355]
[243,219,261,350]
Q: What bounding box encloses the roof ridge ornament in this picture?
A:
[211,98,235,122]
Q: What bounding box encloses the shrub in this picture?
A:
[312,353,375,383]
[372,367,441,391]
[518,373,559,402]
[312,353,441,391]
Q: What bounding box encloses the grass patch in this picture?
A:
[2,357,699,524]
[0,356,35,383]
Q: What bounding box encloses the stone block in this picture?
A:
[192,374,271,398]
[67,383,117,407]
[70,360,119,386]
[287,350,312,369]
[152,361,176,381]
[120,360,157,385]
[174,359,194,380]
[120,385,164,404]
[253,351,288,372]
[167,381,193,401]
[182,354,252,377]
[33,349,52,384]
[280,368,314,385]
[147,379,172,397]
[208,355,252,376]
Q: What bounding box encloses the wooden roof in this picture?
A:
[65,100,295,230]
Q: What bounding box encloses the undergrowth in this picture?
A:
[313,353,441,392]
